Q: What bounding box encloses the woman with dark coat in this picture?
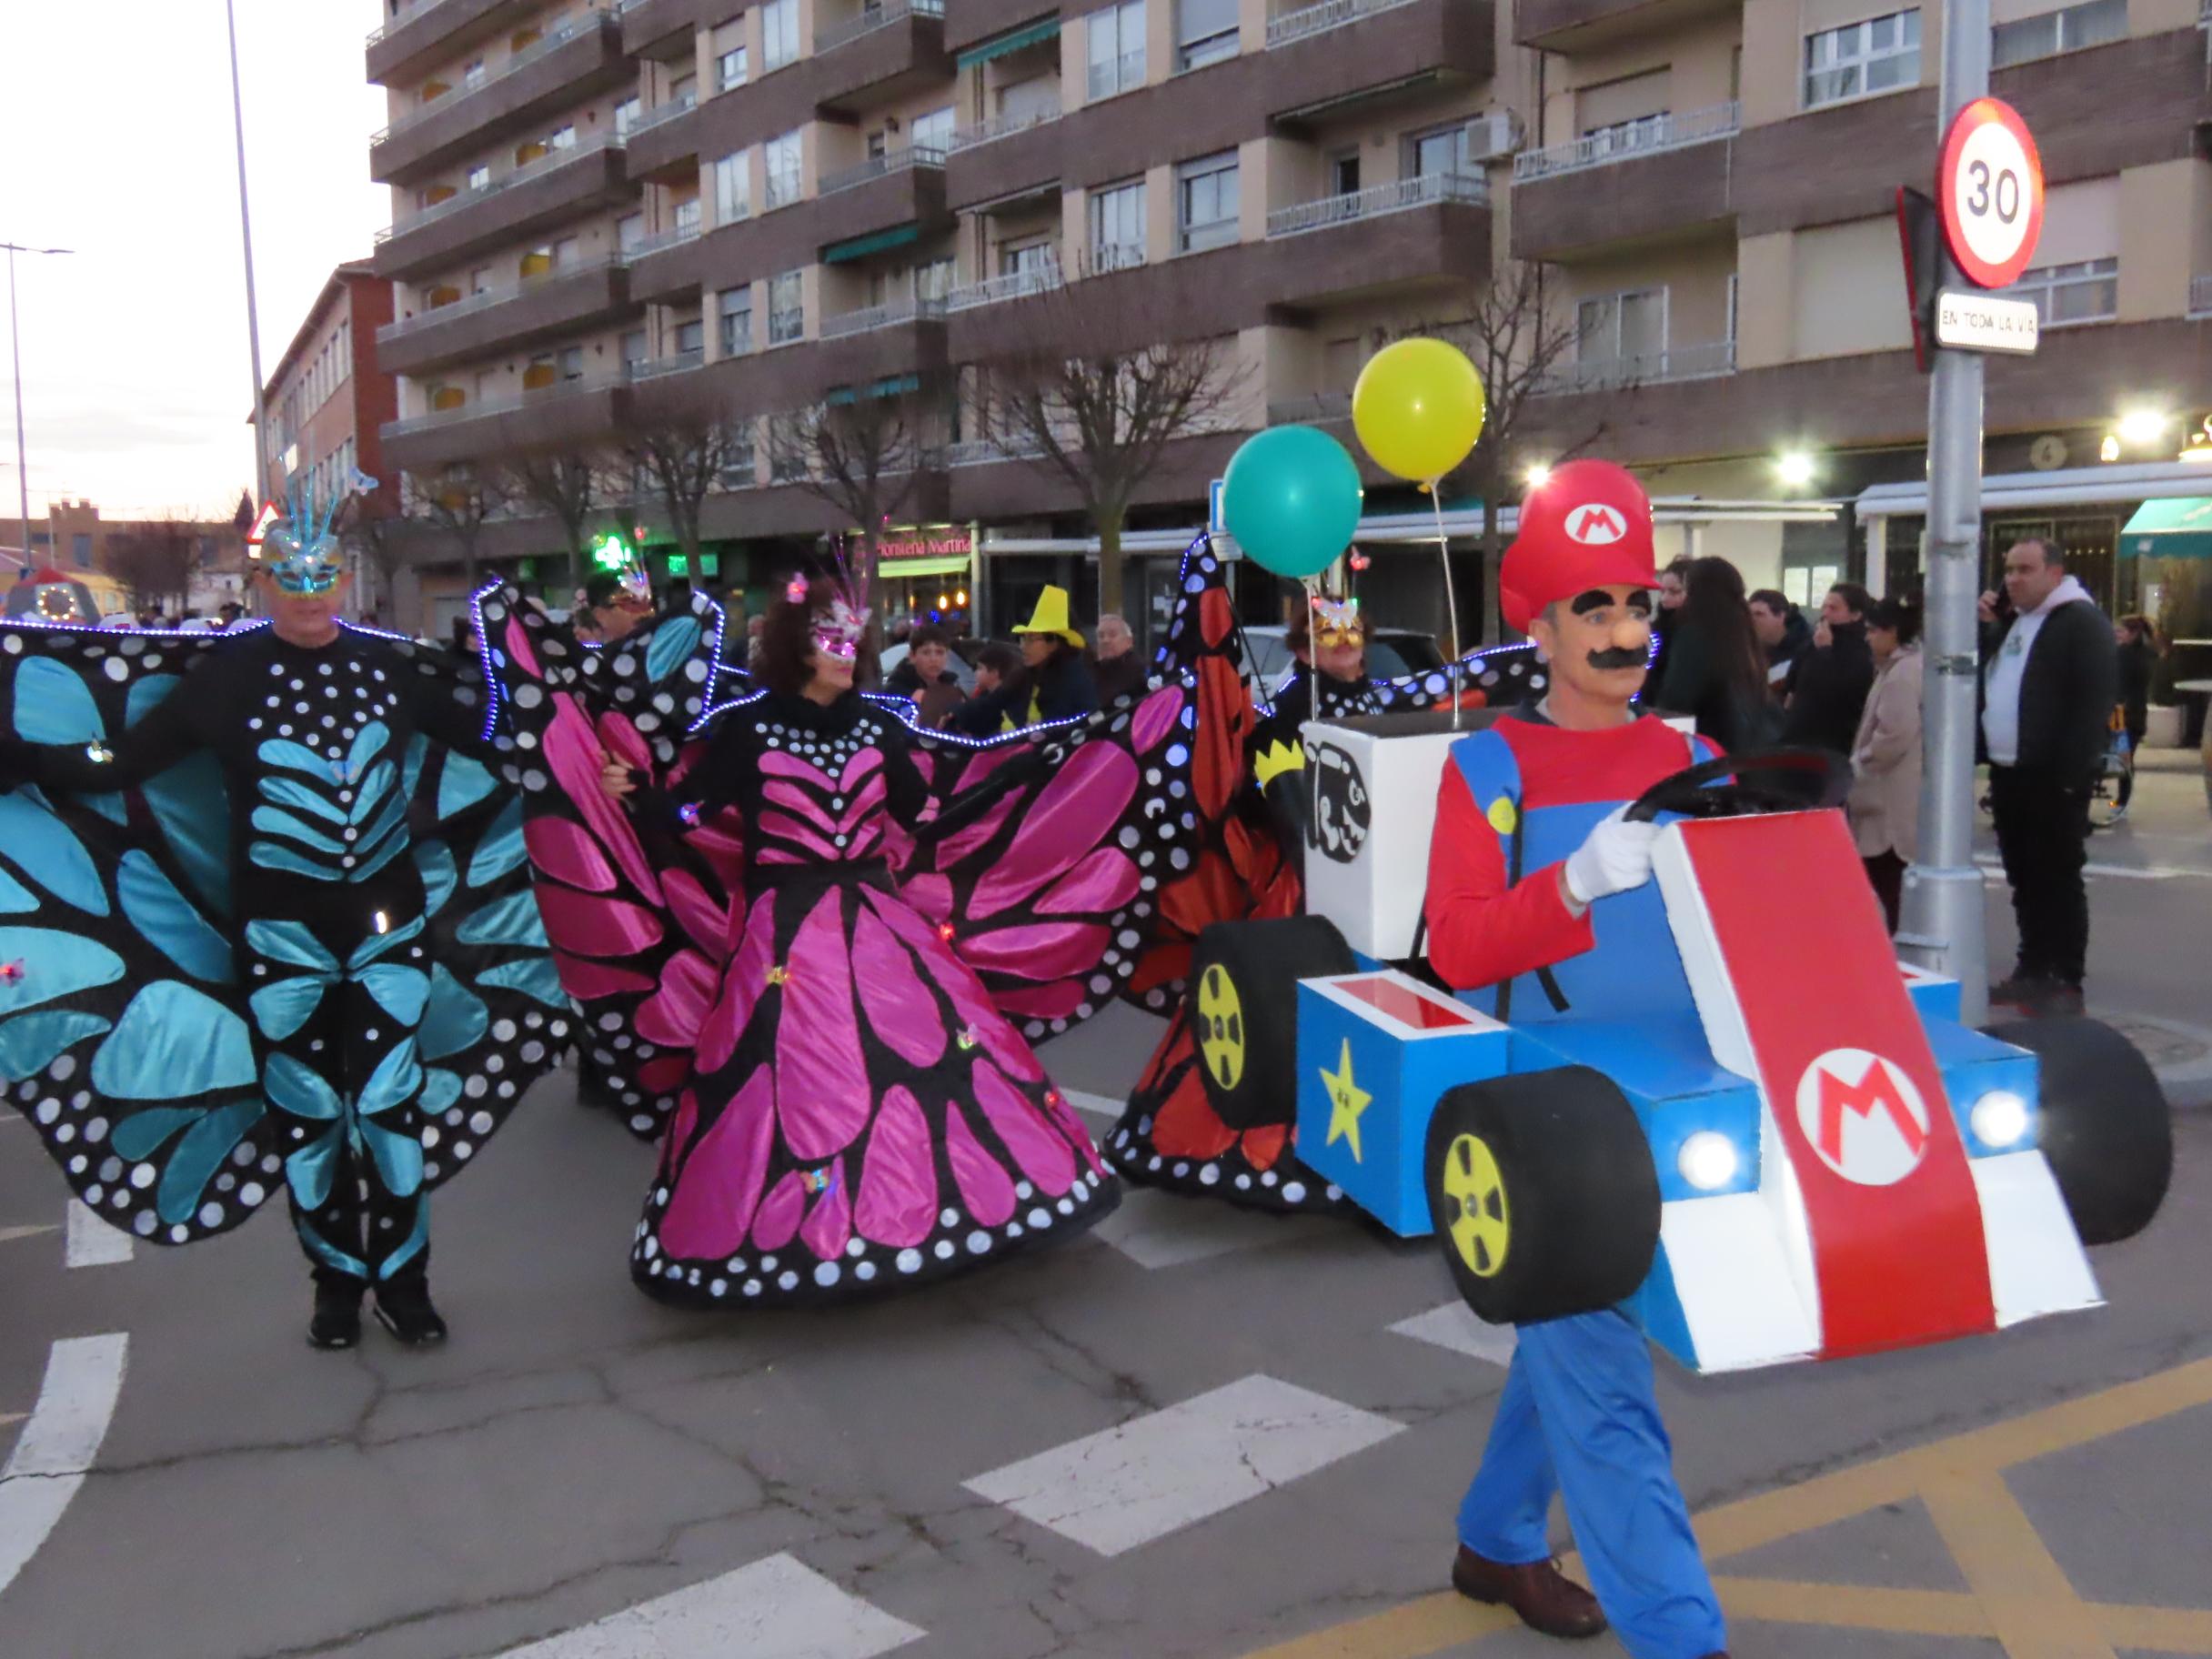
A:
[1652,556,1775,753]
[2114,614,2157,752]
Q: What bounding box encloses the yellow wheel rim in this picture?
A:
[1196,962,1246,1093]
[1442,1132,1510,1279]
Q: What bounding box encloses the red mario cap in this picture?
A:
[1498,460,1657,635]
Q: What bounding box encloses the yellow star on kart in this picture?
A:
[1321,1038,1372,1162]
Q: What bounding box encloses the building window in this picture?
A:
[675,319,706,356]
[719,45,749,88]
[71,533,92,569]
[552,235,580,267]
[1089,178,1146,269]
[467,164,491,191]
[559,347,587,380]
[462,58,487,89]
[911,106,955,155]
[917,256,956,302]
[769,270,805,343]
[721,424,758,488]
[1581,113,1670,162]
[1000,237,1057,276]
[2007,257,2117,327]
[1176,0,1237,71]
[769,417,806,483]
[1406,121,1473,179]
[765,129,804,208]
[548,124,578,150]
[1803,9,1920,109]
[615,95,642,136]
[617,212,645,252]
[1991,0,2125,66]
[621,328,649,372]
[1177,152,1239,252]
[762,0,799,69]
[714,150,752,223]
[1087,0,1145,99]
[674,196,702,234]
[719,286,754,355]
[1576,287,1667,367]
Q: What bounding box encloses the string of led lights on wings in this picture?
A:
[0,618,568,1245]
[477,583,1205,1142]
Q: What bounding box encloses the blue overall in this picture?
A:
[1448,726,1727,1659]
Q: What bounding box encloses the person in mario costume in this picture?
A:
[1423,458,1730,1658]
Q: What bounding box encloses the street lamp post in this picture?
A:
[3,242,74,564]
[1899,0,1994,1023]
[224,0,271,503]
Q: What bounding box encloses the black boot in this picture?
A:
[308,1280,364,1351]
[372,1276,448,1346]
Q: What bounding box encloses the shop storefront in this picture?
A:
[869,527,981,638]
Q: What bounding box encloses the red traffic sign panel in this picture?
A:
[1938,96,2044,289]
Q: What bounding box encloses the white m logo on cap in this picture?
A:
[1565,504,1628,545]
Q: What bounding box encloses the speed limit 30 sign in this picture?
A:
[1938,96,2044,288]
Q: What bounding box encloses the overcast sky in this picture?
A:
[3,2,387,525]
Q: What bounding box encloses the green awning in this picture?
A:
[880,553,973,578]
[824,373,921,407]
[2121,496,2212,560]
[821,222,919,264]
[955,16,1061,67]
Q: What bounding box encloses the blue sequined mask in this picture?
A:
[260,522,345,595]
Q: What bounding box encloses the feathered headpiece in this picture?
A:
[256,476,349,596]
[789,542,870,662]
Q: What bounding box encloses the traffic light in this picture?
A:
[1895,186,1946,375]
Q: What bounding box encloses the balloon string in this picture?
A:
[1304,574,1322,840]
[1428,480,1461,731]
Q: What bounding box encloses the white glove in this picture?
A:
[1563,806,1661,907]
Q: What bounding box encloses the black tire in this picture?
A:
[1188,916,1354,1131]
[1423,1067,1661,1326]
[1987,1016,2171,1246]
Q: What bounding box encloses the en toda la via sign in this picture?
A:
[1936,288,2039,355]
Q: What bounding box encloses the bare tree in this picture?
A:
[343,498,411,627]
[496,450,611,595]
[621,398,752,587]
[761,385,929,594]
[1376,260,1603,645]
[105,517,201,614]
[404,467,509,595]
[979,257,1251,618]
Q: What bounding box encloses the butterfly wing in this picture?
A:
[1372,640,1543,712]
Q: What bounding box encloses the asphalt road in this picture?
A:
[2,762,2207,1659]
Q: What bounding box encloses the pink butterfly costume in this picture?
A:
[624,687,1117,1304]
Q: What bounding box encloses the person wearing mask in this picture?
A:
[1848,598,1924,933]
[1092,612,1147,704]
[1747,589,1810,698]
[1011,586,1101,723]
[884,622,969,728]
[950,642,1026,736]
[1782,582,1875,760]
[2114,613,2157,756]
[1651,557,1774,752]
[1644,555,1693,695]
[579,568,654,645]
[1980,538,2118,1015]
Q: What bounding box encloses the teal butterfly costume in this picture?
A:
[0,618,568,1300]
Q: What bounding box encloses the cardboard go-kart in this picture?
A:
[1186,713,2172,1372]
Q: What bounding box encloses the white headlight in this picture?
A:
[1970,1090,2030,1149]
[1678,1131,1740,1191]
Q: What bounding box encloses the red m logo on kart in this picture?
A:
[1793,1049,1932,1187]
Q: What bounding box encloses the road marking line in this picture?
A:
[967,1375,1403,1557]
[1921,1470,2116,1659]
[0,1225,59,1246]
[64,1200,132,1269]
[494,1553,924,1659]
[0,1333,128,1603]
[1060,1089,1123,1121]
[1387,1304,1517,1369]
[1090,1187,1294,1270]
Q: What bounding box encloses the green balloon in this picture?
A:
[1221,426,1365,580]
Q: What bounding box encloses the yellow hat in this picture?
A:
[1012,585,1086,648]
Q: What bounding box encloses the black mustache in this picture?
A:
[1587,647,1648,670]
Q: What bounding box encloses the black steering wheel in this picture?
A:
[1624,747,1850,824]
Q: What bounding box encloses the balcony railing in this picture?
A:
[370,15,606,146]
[945,262,1063,311]
[1086,51,1145,101]
[367,0,460,46]
[383,369,628,438]
[815,0,943,53]
[1265,169,1487,237]
[947,101,1061,153]
[627,220,703,258]
[1539,339,1736,395]
[2191,274,2212,318]
[1265,0,1419,48]
[946,436,1045,466]
[378,251,628,342]
[627,91,697,136]
[820,295,950,338]
[1513,101,1740,182]
[819,142,948,196]
[1267,392,1352,425]
[374,132,624,246]
[632,348,706,381]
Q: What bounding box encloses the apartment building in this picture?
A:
[261,261,399,517]
[365,0,2212,634]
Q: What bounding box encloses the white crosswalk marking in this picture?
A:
[965,1374,1403,1556]
[0,1334,129,1601]
[495,1553,924,1659]
[1389,1302,1518,1368]
[65,1201,133,1269]
[1090,1186,1298,1270]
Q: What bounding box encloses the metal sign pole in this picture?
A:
[1898,0,1993,1023]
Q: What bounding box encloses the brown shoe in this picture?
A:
[1451,1544,1607,1639]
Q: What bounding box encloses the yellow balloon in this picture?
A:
[1352,338,1487,482]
